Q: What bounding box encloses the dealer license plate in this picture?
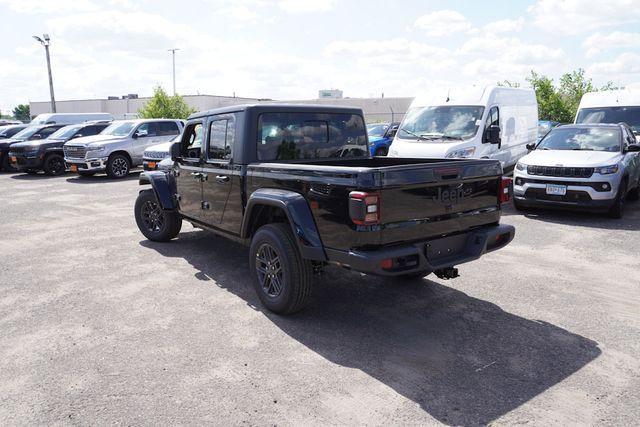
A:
[70,165,78,172]
[545,184,567,196]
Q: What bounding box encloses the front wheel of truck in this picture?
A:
[249,223,313,315]
[134,189,182,242]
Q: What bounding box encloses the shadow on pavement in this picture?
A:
[141,230,601,425]
[501,201,640,231]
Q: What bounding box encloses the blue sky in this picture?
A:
[1,0,639,112]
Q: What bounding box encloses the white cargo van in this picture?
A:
[388,86,538,171]
[30,113,114,125]
[575,87,640,139]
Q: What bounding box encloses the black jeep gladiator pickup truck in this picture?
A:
[135,104,514,314]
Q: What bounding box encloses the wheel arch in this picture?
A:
[140,171,177,210]
[109,150,133,165]
[242,188,326,261]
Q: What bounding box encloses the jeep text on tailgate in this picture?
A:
[134,104,515,314]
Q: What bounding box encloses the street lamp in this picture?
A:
[33,34,56,113]
[168,48,180,95]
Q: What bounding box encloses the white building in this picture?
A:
[30,94,413,123]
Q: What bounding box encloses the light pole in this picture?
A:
[33,34,56,113]
[168,48,180,95]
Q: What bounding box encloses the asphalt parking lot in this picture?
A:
[1,171,639,425]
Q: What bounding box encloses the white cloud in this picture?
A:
[414,10,473,37]
[588,52,640,75]
[528,0,640,35]
[583,31,640,58]
[0,0,99,13]
[278,0,335,13]
[482,17,524,34]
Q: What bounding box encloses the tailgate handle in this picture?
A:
[435,167,461,180]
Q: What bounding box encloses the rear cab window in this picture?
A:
[257,112,368,161]
[157,121,180,136]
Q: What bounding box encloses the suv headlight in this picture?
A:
[596,165,619,175]
[515,161,527,171]
[445,147,476,159]
[86,146,105,154]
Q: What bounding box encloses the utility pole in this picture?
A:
[33,34,56,113]
[168,48,180,95]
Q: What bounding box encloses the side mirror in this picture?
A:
[526,143,536,151]
[170,142,181,160]
[31,134,42,140]
[132,132,138,139]
[625,144,640,152]
[386,129,397,138]
[486,124,501,145]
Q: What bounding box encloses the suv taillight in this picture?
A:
[349,191,380,225]
[499,177,512,204]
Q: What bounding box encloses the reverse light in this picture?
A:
[499,177,512,204]
[446,147,476,159]
[349,191,380,225]
[596,165,619,175]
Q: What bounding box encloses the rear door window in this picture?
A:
[208,116,235,160]
[257,112,367,161]
[157,121,180,136]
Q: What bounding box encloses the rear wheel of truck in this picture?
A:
[134,189,182,242]
[1,154,15,172]
[249,223,313,315]
[107,153,130,179]
[43,153,65,176]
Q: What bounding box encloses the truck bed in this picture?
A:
[247,157,505,251]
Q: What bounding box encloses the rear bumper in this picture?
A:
[324,223,515,277]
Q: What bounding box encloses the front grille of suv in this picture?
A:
[64,145,86,160]
[527,165,594,178]
[144,151,168,160]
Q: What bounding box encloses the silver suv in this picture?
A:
[63,119,184,178]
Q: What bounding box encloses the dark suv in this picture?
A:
[9,121,110,175]
[0,124,65,172]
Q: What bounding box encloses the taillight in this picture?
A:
[499,176,512,204]
[349,191,380,225]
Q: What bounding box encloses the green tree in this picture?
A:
[557,68,596,120]
[138,86,196,119]
[12,104,30,122]
[526,71,572,123]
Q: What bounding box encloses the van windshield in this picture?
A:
[576,106,640,134]
[398,105,484,141]
[102,121,135,136]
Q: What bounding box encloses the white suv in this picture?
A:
[513,123,640,218]
[63,119,184,178]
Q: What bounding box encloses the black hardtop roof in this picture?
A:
[188,103,364,120]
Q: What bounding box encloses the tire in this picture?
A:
[134,189,182,242]
[628,181,640,201]
[78,171,95,177]
[374,146,388,156]
[43,153,65,176]
[26,169,39,175]
[106,153,130,179]
[1,154,15,172]
[249,223,313,314]
[608,180,627,219]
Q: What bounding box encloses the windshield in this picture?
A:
[11,126,42,140]
[398,105,484,140]
[367,123,389,137]
[101,121,135,136]
[48,125,81,140]
[538,127,621,152]
[0,126,23,137]
[576,107,640,133]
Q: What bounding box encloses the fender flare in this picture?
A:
[241,188,326,261]
[139,171,177,210]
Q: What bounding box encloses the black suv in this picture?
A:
[9,121,110,175]
[1,124,65,172]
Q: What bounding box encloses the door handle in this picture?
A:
[216,175,230,183]
[190,172,202,181]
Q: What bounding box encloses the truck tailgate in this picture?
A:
[376,160,503,246]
